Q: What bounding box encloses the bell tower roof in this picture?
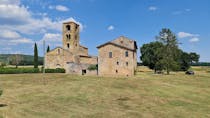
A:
[63,21,79,26]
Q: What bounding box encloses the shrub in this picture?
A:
[0,63,6,68]
[45,68,65,73]
[0,68,40,74]
[88,64,98,71]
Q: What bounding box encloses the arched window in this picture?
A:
[67,43,70,48]
[69,34,71,39]
[66,25,70,31]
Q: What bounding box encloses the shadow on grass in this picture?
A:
[0,104,7,107]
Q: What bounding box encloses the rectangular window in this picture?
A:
[109,52,112,58]
[126,62,128,66]
[125,51,128,57]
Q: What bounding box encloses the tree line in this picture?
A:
[140,28,200,74]
[0,44,51,68]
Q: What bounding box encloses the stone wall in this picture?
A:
[66,62,97,75]
[79,56,98,65]
[45,47,76,69]
[98,44,136,77]
[77,45,88,56]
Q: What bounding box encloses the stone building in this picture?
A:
[45,21,97,75]
[45,21,137,76]
[97,36,138,77]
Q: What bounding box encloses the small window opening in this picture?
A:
[66,25,70,31]
[66,34,71,40]
[126,62,128,66]
[125,51,128,57]
[58,49,60,54]
[109,52,112,58]
[116,70,118,73]
[117,61,119,65]
[67,43,70,48]
[75,25,78,30]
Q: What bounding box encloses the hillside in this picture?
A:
[0,54,43,65]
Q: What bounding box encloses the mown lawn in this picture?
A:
[0,67,210,118]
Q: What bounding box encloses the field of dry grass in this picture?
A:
[0,66,210,118]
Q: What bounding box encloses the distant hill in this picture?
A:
[0,54,43,65]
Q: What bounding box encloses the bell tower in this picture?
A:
[62,21,80,53]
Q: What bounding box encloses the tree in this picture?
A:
[47,45,50,53]
[0,62,6,68]
[34,43,38,68]
[189,52,200,64]
[9,54,23,68]
[178,51,191,71]
[140,41,164,73]
[156,28,180,74]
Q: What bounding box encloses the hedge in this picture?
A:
[87,64,98,71]
[45,68,65,73]
[0,68,40,74]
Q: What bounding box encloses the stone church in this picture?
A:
[45,21,137,76]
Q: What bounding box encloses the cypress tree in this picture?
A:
[34,43,38,68]
[47,45,50,52]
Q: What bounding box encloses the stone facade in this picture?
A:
[97,36,137,77]
[45,21,138,77]
[45,21,97,75]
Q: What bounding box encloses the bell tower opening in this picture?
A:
[62,21,80,52]
[66,25,70,31]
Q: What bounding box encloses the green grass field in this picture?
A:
[0,66,210,118]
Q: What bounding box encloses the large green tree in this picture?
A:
[140,41,164,73]
[178,51,191,71]
[156,28,180,74]
[189,52,200,64]
[34,43,38,68]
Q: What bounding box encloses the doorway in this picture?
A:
[82,70,86,75]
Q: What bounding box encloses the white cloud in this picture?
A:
[0,30,20,39]
[10,38,34,44]
[0,4,31,25]
[178,32,200,43]
[148,6,157,11]
[38,33,62,48]
[107,25,114,31]
[177,32,199,38]
[189,37,199,43]
[172,9,191,15]
[56,5,69,12]
[0,0,20,5]
[42,33,62,42]
[0,0,83,54]
[48,5,69,12]
[0,2,82,34]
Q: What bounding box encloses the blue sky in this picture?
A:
[0,0,209,62]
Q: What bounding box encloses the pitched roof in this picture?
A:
[97,36,137,51]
